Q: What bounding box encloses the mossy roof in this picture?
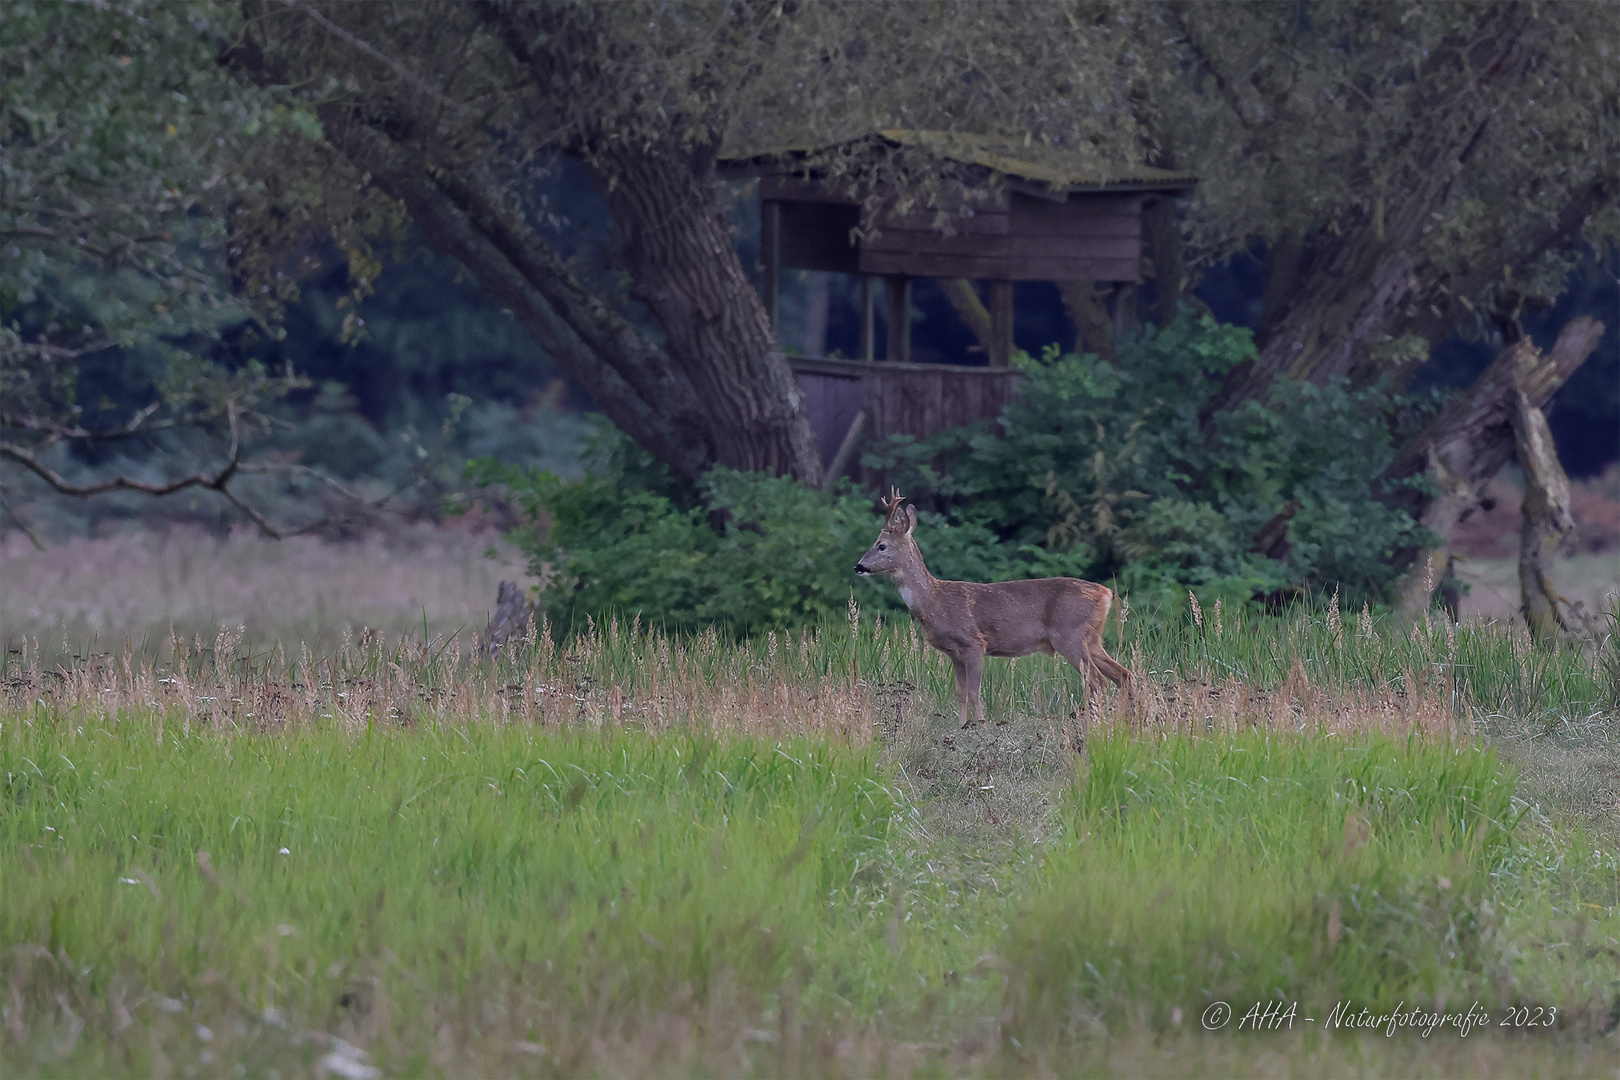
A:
[719,129,1197,193]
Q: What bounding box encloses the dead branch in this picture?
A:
[1382,316,1605,520]
[0,403,294,540]
[1384,315,1605,612]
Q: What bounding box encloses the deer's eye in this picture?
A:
[878,543,887,551]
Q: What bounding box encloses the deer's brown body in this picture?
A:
[856,492,1129,728]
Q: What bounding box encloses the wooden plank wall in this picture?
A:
[764,175,1147,283]
[1005,192,1141,282]
[790,358,1024,485]
[856,192,1143,281]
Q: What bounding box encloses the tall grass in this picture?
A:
[1121,594,1615,727]
[5,594,1610,743]
[0,722,1003,1075]
[5,717,1617,1076]
[1005,735,1521,1038]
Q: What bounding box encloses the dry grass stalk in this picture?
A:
[4,619,1465,745]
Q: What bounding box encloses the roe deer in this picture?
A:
[855,490,1129,729]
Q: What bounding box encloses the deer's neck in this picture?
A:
[889,555,939,616]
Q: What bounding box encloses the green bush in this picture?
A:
[468,433,889,634]
[470,424,1115,634]
[472,316,1438,633]
[868,314,1436,608]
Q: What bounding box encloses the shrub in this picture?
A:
[473,316,1437,633]
[867,314,1436,608]
[470,423,1110,634]
[468,433,891,634]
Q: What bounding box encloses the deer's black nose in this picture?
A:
[854,563,870,576]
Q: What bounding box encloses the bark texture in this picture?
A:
[1383,316,1605,615]
[1057,282,1116,360]
[590,147,823,482]
[1512,393,1576,643]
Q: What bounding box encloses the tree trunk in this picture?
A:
[229,23,823,487]
[938,278,995,359]
[1140,192,1184,327]
[1058,282,1116,360]
[591,146,823,483]
[308,109,717,480]
[1381,316,1605,592]
[1196,6,1619,418]
[1512,393,1576,643]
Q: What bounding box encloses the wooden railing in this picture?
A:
[789,357,1024,484]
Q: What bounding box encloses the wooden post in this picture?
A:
[761,199,781,331]
[1112,282,1137,336]
[823,409,868,487]
[858,276,875,361]
[989,280,1014,367]
[886,275,911,363]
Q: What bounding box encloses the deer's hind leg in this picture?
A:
[1053,630,1130,699]
[1086,643,1132,691]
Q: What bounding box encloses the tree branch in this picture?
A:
[221,22,718,479]
[0,403,290,539]
[1380,315,1606,545]
[0,485,46,552]
[10,402,170,448]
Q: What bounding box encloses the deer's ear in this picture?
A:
[904,504,917,536]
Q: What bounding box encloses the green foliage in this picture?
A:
[0,2,316,527]
[469,430,892,635]
[471,317,1441,635]
[1,1,272,355]
[1153,4,1620,300]
[869,315,1436,608]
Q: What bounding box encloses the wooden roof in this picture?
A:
[718,129,1197,196]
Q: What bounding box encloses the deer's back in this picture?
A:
[924,576,1112,657]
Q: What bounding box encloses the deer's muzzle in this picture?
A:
[854,563,871,576]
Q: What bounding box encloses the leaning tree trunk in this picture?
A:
[1057,282,1118,360]
[591,146,824,484]
[1384,317,1605,615]
[939,279,996,359]
[229,19,823,487]
[1192,0,1614,419]
[1512,392,1577,643]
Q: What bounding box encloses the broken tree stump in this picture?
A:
[482,581,534,659]
[1381,316,1605,606]
[1512,391,1576,643]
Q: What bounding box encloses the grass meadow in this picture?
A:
[3,529,1620,1076]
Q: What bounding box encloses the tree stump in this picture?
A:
[1511,392,1576,644]
[482,581,534,659]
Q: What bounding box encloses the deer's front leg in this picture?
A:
[958,650,985,728]
[950,656,972,728]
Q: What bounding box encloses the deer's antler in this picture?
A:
[881,487,905,522]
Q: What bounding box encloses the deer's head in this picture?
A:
[855,489,919,577]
